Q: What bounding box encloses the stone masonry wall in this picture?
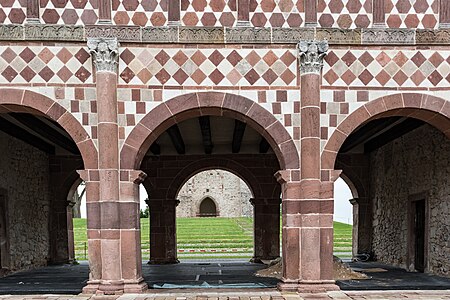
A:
[0,131,50,271]
[370,124,450,277]
[177,170,253,218]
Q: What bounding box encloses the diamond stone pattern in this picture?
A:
[112,0,168,26]
[118,48,297,86]
[180,0,236,26]
[322,49,450,88]
[40,0,99,25]
[318,0,372,28]
[0,46,93,84]
[0,0,26,24]
[249,0,304,27]
[385,0,438,29]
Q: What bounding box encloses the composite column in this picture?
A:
[88,38,124,294]
[251,198,281,262]
[279,40,338,292]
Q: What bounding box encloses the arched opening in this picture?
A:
[125,92,292,288]
[333,177,353,261]
[198,197,218,217]
[0,89,95,292]
[323,94,450,288]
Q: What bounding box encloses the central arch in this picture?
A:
[120,92,299,171]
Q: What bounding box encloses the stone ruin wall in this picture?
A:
[370,124,450,277]
[177,170,253,218]
[0,131,50,271]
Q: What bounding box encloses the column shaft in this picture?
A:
[304,0,317,26]
[252,199,280,262]
[26,0,39,22]
[149,199,179,264]
[237,0,250,26]
[98,0,112,23]
[440,0,450,28]
[168,0,180,25]
[373,0,385,27]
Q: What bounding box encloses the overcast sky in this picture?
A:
[79,175,353,224]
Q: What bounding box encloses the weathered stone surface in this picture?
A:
[85,25,140,42]
[177,170,253,218]
[24,24,84,41]
[0,25,23,40]
[272,28,315,43]
[142,26,178,43]
[225,27,271,44]
[416,29,450,44]
[179,27,224,43]
[0,132,50,271]
[370,125,450,277]
[362,28,415,44]
[316,28,361,44]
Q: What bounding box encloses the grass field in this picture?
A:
[73,218,352,261]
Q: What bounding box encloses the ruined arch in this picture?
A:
[120,92,299,171]
[322,93,450,170]
[0,89,98,169]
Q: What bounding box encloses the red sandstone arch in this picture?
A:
[322,93,450,170]
[0,89,98,169]
[164,157,280,200]
[121,92,299,170]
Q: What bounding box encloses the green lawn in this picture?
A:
[73,218,352,261]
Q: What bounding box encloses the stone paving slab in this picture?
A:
[1,291,450,300]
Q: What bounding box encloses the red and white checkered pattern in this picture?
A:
[0,46,93,84]
[249,0,304,27]
[318,0,372,28]
[323,49,450,88]
[385,0,439,29]
[118,48,297,86]
[181,0,237,26]
[112,0,168,26]
[39,0,99,25]
[0,0,27,24]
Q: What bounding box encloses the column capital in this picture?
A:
[87,38,119,73]
[298,40,328,75]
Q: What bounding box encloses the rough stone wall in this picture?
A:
[177,170,253,218]
[370,124,450,277]
[0,131,50,271]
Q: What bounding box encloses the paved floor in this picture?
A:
[1,290,450,300]
[1,260,450,296]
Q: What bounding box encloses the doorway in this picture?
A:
[199,197,218,217]
[409,196,427,273]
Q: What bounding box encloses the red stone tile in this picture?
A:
[393,70,408,85]
[429,52,444,68]
[38,48,55,64]
[19,47,36,63]
[172,69,188,84]
[324,51,339,66]
[245,50,261,67]
[1,48,17,64]
[75,48,90,64]
[192,0,207,10]
[209,50,225,66]
[393,52,408,67]
[411,52,426,67]
[191,69,206,84]
[341,70,356,85]
[209,69,225,85]
[57,48,73,64]
[262,69,278,84]
[120,67,135,83]
[19,66,36,82]
[280,69,295,85]
[269,13,285,27]
[38,66,55,82]
[428,70,443,86]
[62,9,79,24]
[173,51,189,67]
[150,12,166,25]
[8,8,26,23]
[219,12,235,26]
[210,0,226,11]
[42,9,60,23]
[261,0,276,12]
[251,12,267,26]
[191,51,207,66]
[131,12,148,26]
[375,69,390,86]
[57,66,72,82]
[280,51,296,66]
[244,69,260,85]
[329,0,344,13]
[358,69,374,85]
[375,51,391,67]
[319,13,334,27]
[201,12,217,26]
[337,14,352,29]
[341,51,357,67]
[404,14,419,28]
[396,0,411,13]
[155,50,170,66]
[155,69,170,84]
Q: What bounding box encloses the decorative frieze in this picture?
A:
[362,28,415,44]
[272,28,315,43]
[316,28,361,44]
[87,38,120,73]
[85,25,140,42]
[25,24,84,41]
[298,40,328,75]
[0,25,24,40]
[416,29,450,45]
[142,27,178,43]
[179,27,224,43]
[225,27,271,43]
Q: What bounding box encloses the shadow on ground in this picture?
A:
[1,260,450,294]
[337,261,450,290]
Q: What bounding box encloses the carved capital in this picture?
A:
[297,40,328,74]
[87,37,119,73]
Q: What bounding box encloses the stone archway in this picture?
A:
[322,93,450,276]
[0,89,98,169]
[322,93,450,170]
[120,91,299,171]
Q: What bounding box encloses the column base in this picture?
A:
[278,280,340,293]
[124,278,148,293]
[82,280,100,294]
[148,258,179,265]
[97,280,125,295]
